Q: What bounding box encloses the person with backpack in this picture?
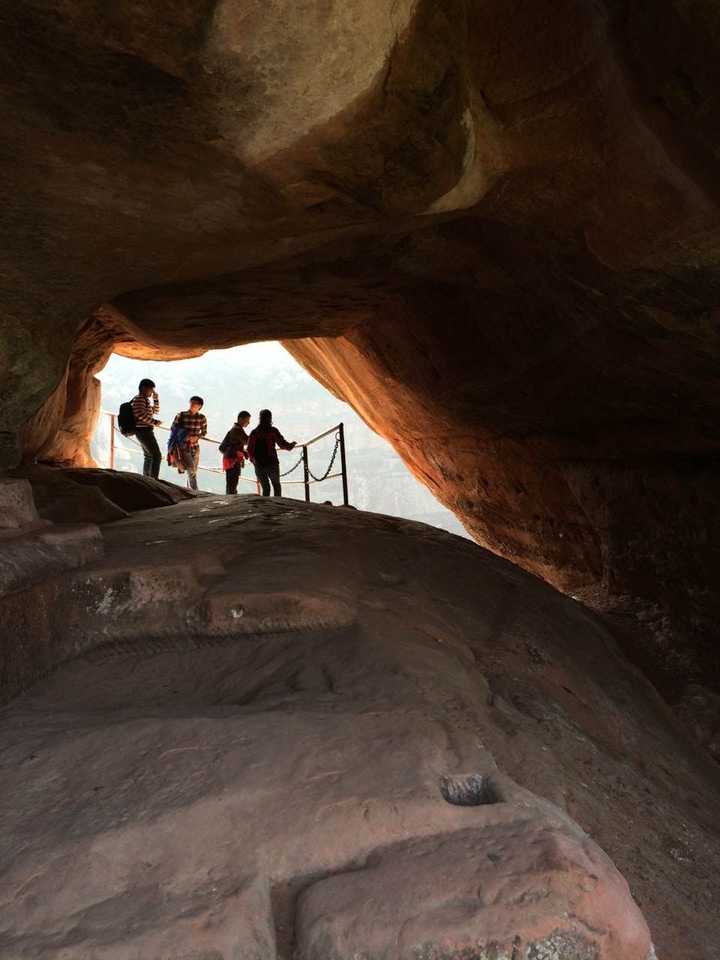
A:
[171,396,208,491]
[246,409,297,497]
[128,378,161,478]
[219,411,251,495]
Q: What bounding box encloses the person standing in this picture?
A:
[172,396,208,491]
[247,409,297,497]
[219,410,251,495]
[131,378,162,479]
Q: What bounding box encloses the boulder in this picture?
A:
[8,466,197,525]
[296,824,652,960]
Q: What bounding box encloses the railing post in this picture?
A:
[109,413,116,470]
[302,445,310,502]
[338,422,349,506]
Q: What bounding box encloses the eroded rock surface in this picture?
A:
[296,826,651,960]
[8,466,198,525]
[1,498,719,958]
[0,477,102,600]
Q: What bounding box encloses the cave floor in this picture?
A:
[1,497,719,958]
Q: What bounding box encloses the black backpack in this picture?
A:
[118,401,136,436]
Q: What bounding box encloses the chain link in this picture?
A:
[307,432,341,483]
[279,453,304,477]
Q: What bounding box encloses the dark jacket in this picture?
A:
[247,426,293,466]
[219,424,249,471]
[219,424,249,455]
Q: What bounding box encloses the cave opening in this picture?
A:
[91,341,469,537]
[3,1,720,950]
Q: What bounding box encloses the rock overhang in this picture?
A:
[1,0,719,773]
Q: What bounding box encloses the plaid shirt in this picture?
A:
[172,410,207,440]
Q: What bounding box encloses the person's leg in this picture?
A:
[180,445,199,490]
[188,445,200,491]
[226,464,240,495]
[135,428,160,478]
[148,431,162,479]
[134,428,150,475]
[255,464,271,496]
[270,465,282,497]
[229,464,240,494]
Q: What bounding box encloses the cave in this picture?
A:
[1,2,720,957]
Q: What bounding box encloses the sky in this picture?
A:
[93,341,469,538]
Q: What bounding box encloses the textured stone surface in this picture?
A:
[0,478,102,637]
[8,466,197,525]
[0,478,38,530]
[2,705,649,960]
[296,824,651,960]
[676,682,720,763]
[1,498,719,957]
[0,522,101,599]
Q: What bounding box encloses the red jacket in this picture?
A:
[247,426,294,465]
[222,450,245,471]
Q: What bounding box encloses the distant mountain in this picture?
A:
[93,342,469,539]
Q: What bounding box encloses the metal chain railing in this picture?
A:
[279,453,304,478]
[307,431,341,482]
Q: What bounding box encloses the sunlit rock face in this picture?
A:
[205,0,419,162]
[1,1,719,692]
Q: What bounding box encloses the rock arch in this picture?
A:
[2,0,719,693]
